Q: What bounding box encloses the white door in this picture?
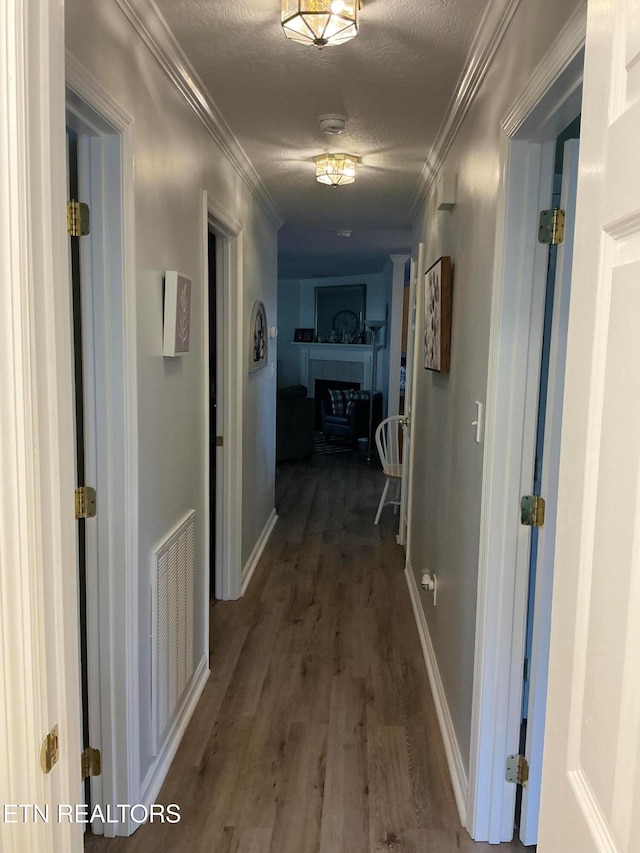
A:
[519,138,580,846]
[539,2,640,850]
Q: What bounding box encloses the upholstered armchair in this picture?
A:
[320,390,383,443]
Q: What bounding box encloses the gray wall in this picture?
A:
[66,0,278,787]
[408,0,582,772]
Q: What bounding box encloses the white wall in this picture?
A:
[408,0,580,773]
[66,0,278,789]
[277,270,393,405]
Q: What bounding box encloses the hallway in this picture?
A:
[86,455,526,853]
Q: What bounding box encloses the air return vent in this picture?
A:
[151,510,195,753]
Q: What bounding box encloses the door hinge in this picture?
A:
[538,207,565,245]
[521,494,545,527]
[67,200,90,237]
[216,436,224,447]
[75,486,97,519]
[81,747,101,780]
[506,754,529,786]
[40,724,59,774]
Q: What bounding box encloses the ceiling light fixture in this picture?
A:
[281,1,360,48]
[315,153,358,187]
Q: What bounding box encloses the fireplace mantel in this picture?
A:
[294,343,381,393]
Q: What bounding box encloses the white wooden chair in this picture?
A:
[374,415,405,525]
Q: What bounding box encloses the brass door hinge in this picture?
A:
[81,747,101,780]
[216,436,224,447]
[40,725,59,774]
[521,494,545,527]
[538,208,565,245]
[506,754,529,786]
[67,200,90,237]
[75,486,97,519]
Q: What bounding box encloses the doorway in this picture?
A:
[203,195,244,602]
[208,230,217,599]
[66,68,139,837]
[466,16,586,844]
[67,126,93,817]
[515,118,580,846]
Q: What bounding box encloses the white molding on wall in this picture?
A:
[502,2,587,138]
[0,3,81,850]
[205,193,245,601]
[66,50,131,130]
[207,193,243,241]
[140,655,209,807]
[408,0,522,220]
[65,53,142,837]
[241,509,278,596]
[387,254,409,419]
[405,563,468,826]
[113,0,284,229]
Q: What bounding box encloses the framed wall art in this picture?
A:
[249,300,268,372]
[424,256,452,373]
[163,271,192,357]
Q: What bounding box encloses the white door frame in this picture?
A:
[203,193,244,602]
[466,4,587,843]
[387,253,410,421]
[402,242,425,553]
[518,136,580,845]
[1,3,81,851]
[65,55,140,836]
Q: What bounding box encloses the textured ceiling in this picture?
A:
[154,0,491,274]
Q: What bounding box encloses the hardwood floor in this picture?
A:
[85,454,528,852]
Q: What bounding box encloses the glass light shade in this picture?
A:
[281,0,359,48]
[315,153,358,187]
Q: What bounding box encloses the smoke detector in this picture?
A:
[318,114,347,135]
[336,229,352,238]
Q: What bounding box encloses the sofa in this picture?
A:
[320,390,383,443]
[276,385,315,462]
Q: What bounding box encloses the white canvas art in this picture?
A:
[424,256,452,373]
[163,271,192,356]
[424,265,441,370]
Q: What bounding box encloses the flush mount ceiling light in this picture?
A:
[315,153,358,187]
[281,1,360,48]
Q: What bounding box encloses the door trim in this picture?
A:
[0,4,81,851]
[66,54,140,836]
[203,193,244,602]
[467,5,586,842]
[403,242,424,555]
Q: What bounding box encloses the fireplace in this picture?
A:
[314,378,360,429]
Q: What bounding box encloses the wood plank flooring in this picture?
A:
[85,454,527,852]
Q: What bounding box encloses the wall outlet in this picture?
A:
[421,572,437,606]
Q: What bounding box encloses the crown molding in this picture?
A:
[408,0,522,221]
[113,0,284,229]
[501,1,586,138]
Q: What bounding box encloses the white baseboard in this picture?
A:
[405,562,468,825]
[140,655,209,807]
[241,509,278,595]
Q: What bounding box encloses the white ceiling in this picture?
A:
[154,0,491,276]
